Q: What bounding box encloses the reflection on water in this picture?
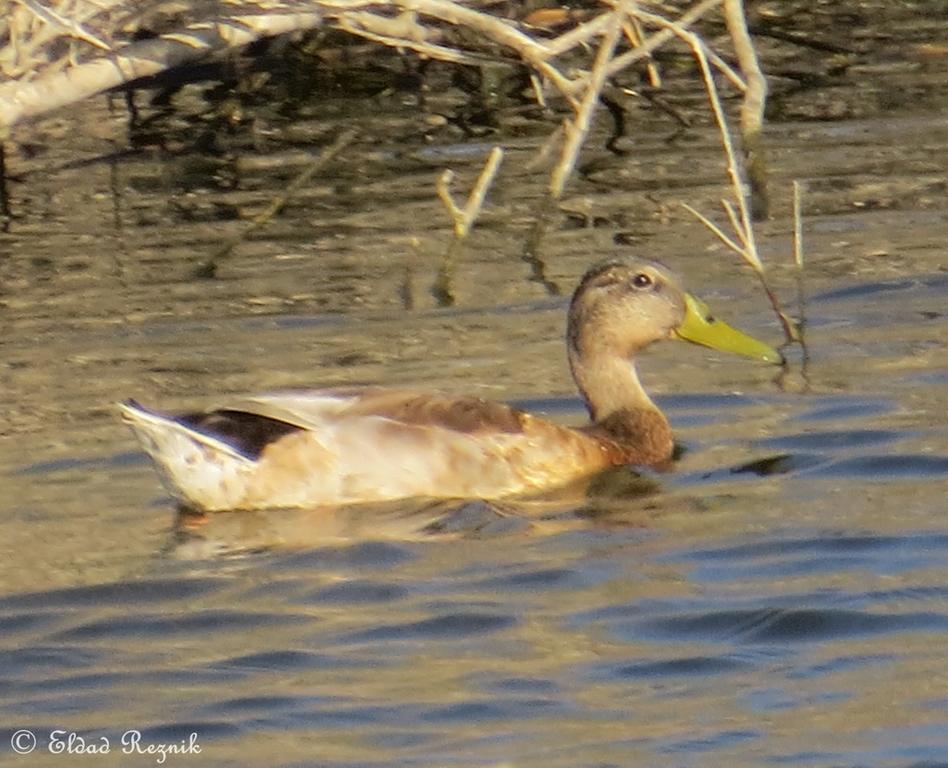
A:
[2,12,948,767]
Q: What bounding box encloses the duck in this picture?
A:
[120,258,782,512]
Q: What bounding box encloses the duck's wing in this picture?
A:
[225,388,530,437]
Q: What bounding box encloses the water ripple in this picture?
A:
[0,577,227,610]
[302,579,410,604]
[636,607,948,644]
[216,649,362,672]
[605,654,753,679]
[52,609,307,642]
[808,454,948,479]
[270,541,415,572]
[673,532,948,579]
[754,429,907,451]
[345,612,516,642]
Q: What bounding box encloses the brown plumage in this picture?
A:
[120,258,781,511]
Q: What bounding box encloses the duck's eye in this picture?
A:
[631,272,653,289]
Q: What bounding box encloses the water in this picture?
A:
[1,8,948,766]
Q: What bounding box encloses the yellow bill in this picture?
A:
[673,293,783,365]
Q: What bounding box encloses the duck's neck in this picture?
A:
[568,342,674,465]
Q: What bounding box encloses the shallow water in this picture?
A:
[2,9,948,767]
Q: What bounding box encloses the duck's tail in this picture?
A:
[119,400,254,511]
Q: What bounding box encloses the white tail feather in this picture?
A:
[119,402,254,510]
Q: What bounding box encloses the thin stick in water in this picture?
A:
[792,179,808,354]
[437,146,504,239]
[723,0,769,220]
[680,202,743,255]
[550,15,621,199]
[792,180,804,270]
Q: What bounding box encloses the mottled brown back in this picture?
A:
[343,391,529,435]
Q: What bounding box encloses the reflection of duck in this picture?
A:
[121,258,781,512]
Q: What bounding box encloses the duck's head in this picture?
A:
[567,257,783,368]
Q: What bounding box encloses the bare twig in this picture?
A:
[680,202,743,254]
[721,198,747,250]
[16,0,113,51]
[621,14,661,88]
[550,14,621,198]
[583,0,727,94]
[723,0,769,219]
[792,180,804,270]
[686,23,762,270]
[437,145,504,238]
[0,11,326,128]
[464,146,504,232]
[396,0,579,106]
[436,170,463,231]
[792,179,808,350]
[681,198,797,345]
[793,179,810,360]
[544,12,615,57]
[528,72,547,108]
[433,146,503,306]
[336,9,478,66]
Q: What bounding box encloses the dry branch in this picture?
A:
[575,0,723,93]
[549,14,620,199]
[792,179,808,356]
[17,0,113,52]
[0,10,325,130]
[723,0,768,218]
[792,180,804,270]
[437,145,504,238]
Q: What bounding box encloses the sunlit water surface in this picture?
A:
[1,18,947,767]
